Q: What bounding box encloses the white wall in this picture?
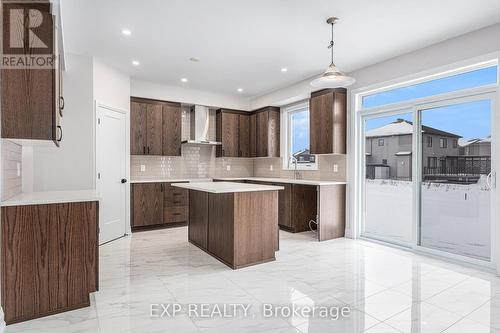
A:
[131,79,250,110]
[249,23,500,110]
[26,53,95,191]
[94,59,131,112]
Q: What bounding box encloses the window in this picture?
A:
[382,159,388,165]
[378,138,385,146]
[284,102,317,170]
[428,157,437,168]
[362,66,498,108]
[453,139,458,148]
[427,136,433,147]
[439,138,447,148]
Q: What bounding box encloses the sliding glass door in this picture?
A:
[360,94,496,265]
[362,111,414,247]
[418,98,494,261]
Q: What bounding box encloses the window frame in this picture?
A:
[378,138,385,146]
[427,136,433,147]
[439,138,447,149]
[281,101,318,171]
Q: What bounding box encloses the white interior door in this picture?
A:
[96,105,127,244]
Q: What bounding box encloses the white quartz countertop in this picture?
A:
[172,181,284,193]
[1,190,100,207]
[213,177,347,186]
[130,178,212,183]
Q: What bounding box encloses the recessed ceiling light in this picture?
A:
[281,68,288,72]
[180,78,188,83]
[121,29,132,36]
[237,88,244,93]
[132,60,140,66]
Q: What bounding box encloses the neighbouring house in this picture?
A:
[293,149,316,163]
[365,119,461,180]
[459,136,491,156]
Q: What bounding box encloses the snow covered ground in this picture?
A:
[363,177,491,260]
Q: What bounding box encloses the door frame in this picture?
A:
[95,101,131,238]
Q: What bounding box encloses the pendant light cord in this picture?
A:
[328,22,335,66]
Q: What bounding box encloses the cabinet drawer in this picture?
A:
[164,206,188,223]
[164,189,188,206]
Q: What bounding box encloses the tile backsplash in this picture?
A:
[1,140,22,200]
[131,146,254,179]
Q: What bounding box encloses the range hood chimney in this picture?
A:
[181,105,221,145]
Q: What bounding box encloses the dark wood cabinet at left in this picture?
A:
[130,97,182,156]
[1,1,64,145]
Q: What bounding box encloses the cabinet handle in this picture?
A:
[173,193,181,196]
[161,184,164,192]
[143,146,146,154]
[59,96,65,110]
[147,147,150,154]
[173,201,181,204]
[173,213,181,216]
[178,147,181,155]
[57,126,62,142]
[222,149,225,157]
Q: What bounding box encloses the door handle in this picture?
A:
[121,179,127,184]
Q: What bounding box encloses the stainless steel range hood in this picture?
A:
[181,105,221,145]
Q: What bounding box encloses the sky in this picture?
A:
[364,66,497,140]
[291,110,309,153]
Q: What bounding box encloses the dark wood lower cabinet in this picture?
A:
[188,190,278,269]
[1,201,99,325]
[131,182,188,230]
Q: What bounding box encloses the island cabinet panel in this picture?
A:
[1,201,98,324]
[188,190,209,249]
[131,183,163,227]
[208,193,235,265]
[187,188,279,269]
[309,89,347,155]
[233,191,277,267]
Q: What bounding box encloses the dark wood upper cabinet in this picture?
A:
[249,113,257,157]
[216,109,240,157]
[146,104,163,155]
[130,97,182,156]
[131,183,164,227]
[162,103,182,156]
[216,107,280,158]
[1,2,61,144]
[254,107,280,158]
[238,114,250,157]
[309,89,347,154]
[130,101,147,155]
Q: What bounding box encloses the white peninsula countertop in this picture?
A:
[172,181,284,194]
[213,177,347,186]
[1,190,100,207]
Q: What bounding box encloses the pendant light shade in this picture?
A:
[311,17,355,88]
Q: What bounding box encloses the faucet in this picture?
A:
[290,156,300,180]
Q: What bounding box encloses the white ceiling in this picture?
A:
[62,0,500,98]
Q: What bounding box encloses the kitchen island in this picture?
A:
[172,182,283,269]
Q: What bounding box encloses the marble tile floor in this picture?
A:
[5,227,500,333]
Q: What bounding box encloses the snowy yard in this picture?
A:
[363,177,491,260]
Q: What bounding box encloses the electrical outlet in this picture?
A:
[16,162,21,177]
[333,164,339,173]
[226,165,231,171]
[140,164,146,172]
[270,165,273,171]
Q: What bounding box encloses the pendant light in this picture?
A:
[311,17,355,88]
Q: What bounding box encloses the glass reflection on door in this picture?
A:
[363,112,413,246]
[419,100,492,261]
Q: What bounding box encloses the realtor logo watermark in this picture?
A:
[150,303,351,320]
[2,1,55,69]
